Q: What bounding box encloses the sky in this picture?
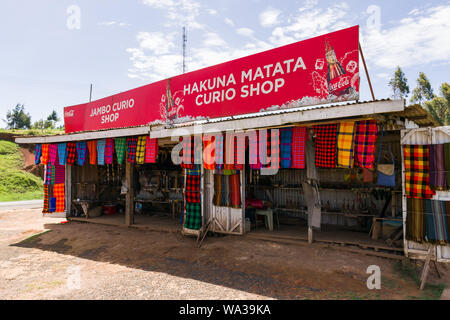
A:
[1,0,450,128]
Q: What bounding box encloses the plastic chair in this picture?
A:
[255,209,274,231]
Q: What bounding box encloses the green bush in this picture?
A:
[0,139,43,201]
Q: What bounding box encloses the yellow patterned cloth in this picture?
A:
[336,121,355,168]
[135,136,147,164]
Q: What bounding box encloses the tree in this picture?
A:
[47,110,60,122]
[424,82,450,126]
[5,104,31,129]
[32,119,55,130]
[389,66,410,99]
[410,72,434,104]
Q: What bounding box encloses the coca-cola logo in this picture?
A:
[65,110,74,117]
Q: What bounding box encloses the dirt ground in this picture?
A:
[0,208,449,300]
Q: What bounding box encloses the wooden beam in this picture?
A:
[359,42,375,101]
[125,162,134,226]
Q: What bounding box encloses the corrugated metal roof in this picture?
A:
[160,98,396,129]
[393,104,439,127]
[16,98,407,142]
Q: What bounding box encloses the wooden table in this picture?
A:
[135,199,183,219]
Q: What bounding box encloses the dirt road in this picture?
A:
[0,209,448,300]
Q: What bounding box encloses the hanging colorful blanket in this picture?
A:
[145,137,158,163]
[184,203,202,230]
[429,144,447,189]
[313,124,338,168]
[35,144,42,165]
[76,142,87,166]
[403,145,435,199]
[354,120,378,169]
[104,138,115,164]
[280,128,293,169]
[57,143,67,165]
[66,142,76,165]
[96,139,106,165]
[336,121,356,168]
[291,127,308,169]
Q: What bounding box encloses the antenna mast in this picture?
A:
[182,27,187,73]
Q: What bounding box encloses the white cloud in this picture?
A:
[98,21,130,27]
[269,2,351,45]
[259,7,281,27]
[362,5,450,69]
[207,9,217,15]
[136,32,176,55]
[224,17,235,27]
[236,27,254,37]
[142,0,203,29]
[203,32,227,47]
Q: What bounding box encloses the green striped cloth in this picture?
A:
[184,203,202,230]
[114,137,127,164]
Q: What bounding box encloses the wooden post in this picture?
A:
[359,42,375,101]
[420,245,433,290]
[125,162,134,226]
[308,226,314,244]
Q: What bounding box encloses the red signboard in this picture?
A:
[64,26,359,133]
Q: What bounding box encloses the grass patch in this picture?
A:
[21,230,52,243]
[394,260,447,300]
[0,140,43,202]
[0,128,64,136]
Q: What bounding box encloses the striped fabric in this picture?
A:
[114,137,127,165]
[215,134,224,170]
[229,174,241,208]
[43,184,49,213]
[429,144,446,189]
[336,122,356,168]
[354,120,378,169]
[224,133,235,170]
[105,138,114,165]
[35,144,42,165]
[213,174,222,206]
[66,142,76,165]
[135,136,146,164]
[280,128,293,168]
[404,145,435,199]
[425,200,449,243]
[193,136,203,166]
[313,124,337,168]
[406,198,426,242]
[291,127,308,169]
[76,142,87,166]
[87,140,97,165]
[445,143,450,189]
[184,203,202,230]
[249,131,261,170]
[126,137,138,163]
[57,143,67,166]
[186,164,201,176]
[45,165,52,185]
[41,144,49,164]
[145,137,158,163]
[96,139,106,165]
[181,136,194,168]
[54,163,65,184]
[203,135,215,170]
[185,175,200,203]
[48,144,58,165]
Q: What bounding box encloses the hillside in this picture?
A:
[0,140,43,202]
